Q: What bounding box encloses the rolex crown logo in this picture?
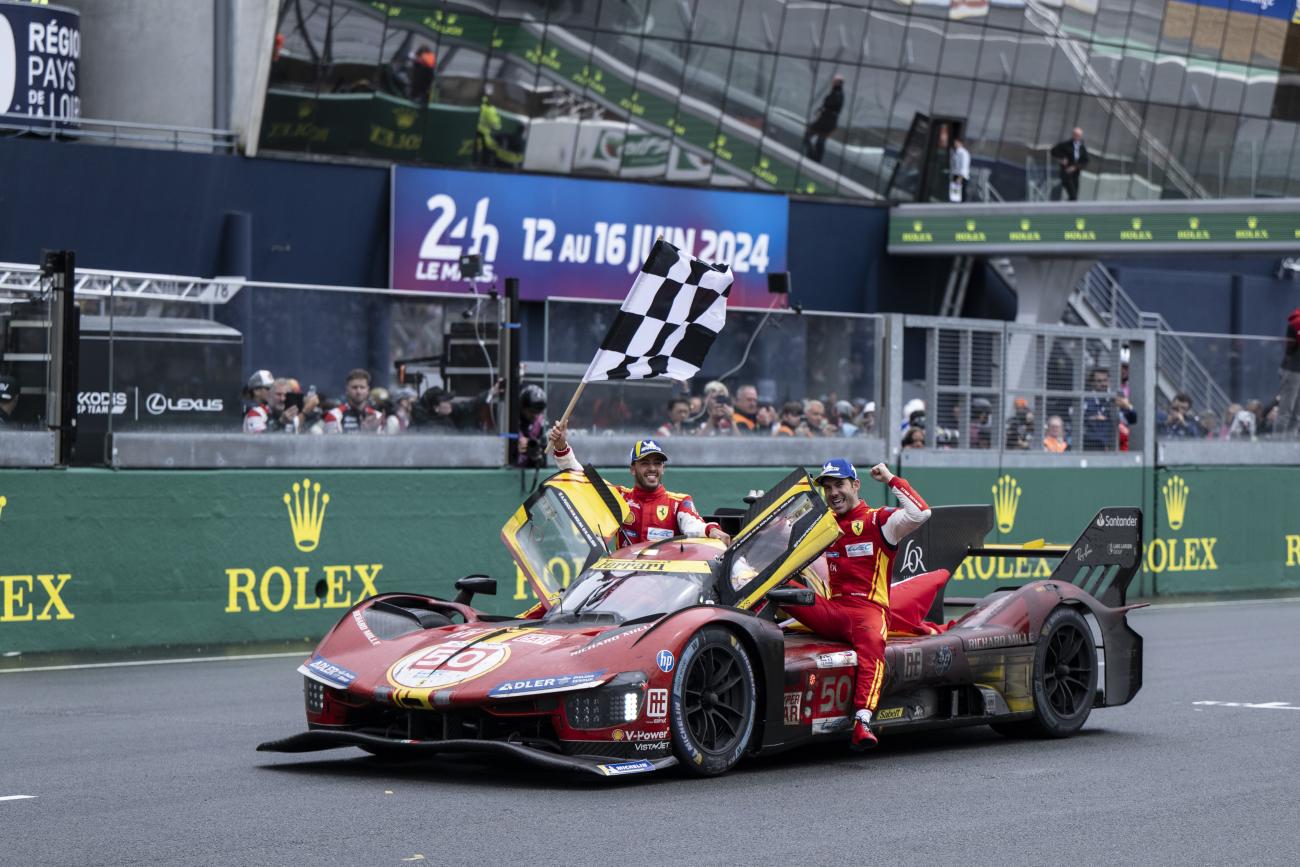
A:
[967,220,976,231]
[1247,216,1258,229]
[394,109,417,129]
[1189,217,1199,229]
[1162,475,1189,531]
[992,474,1022,534]
[0,494,6,519]
[284,478,330,553]
[1132,217,1142,230]
[1076,218,1086,230]
[1020,219,1030,231]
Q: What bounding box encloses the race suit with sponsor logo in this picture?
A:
[792,476,931,715]
[322,403,383,433]
[243,402,271,433]
[553,446,720,546]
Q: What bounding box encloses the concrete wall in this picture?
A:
[55,0,270,135]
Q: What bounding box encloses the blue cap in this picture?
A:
[815,458,857,483]
[629,439,669,464]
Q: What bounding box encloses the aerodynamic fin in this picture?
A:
[1048,507,1144,607]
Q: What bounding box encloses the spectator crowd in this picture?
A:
[239,306,1300,457]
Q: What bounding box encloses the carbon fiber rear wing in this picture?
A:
[892,505,1143,615]
[1046,507,1143,607]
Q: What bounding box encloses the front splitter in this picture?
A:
[257,729,676,778]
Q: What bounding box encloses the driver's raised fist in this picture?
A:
[869,462,894,483]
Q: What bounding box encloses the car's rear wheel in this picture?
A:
[993,606,1097,739]
[670,626,757,776]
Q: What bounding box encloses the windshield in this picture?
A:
[512,487,607,599]
[543,566,718,625]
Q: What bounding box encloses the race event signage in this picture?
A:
[390,166,788,307]
[889,201,1300,255]
[0,1,80,122]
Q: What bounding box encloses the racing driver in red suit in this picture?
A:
[795,458,931,751]
[547,421,731,546]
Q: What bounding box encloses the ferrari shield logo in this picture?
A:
[851,519,864,536]
[656,504,669,522]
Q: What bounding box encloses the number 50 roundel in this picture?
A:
[387,640,511,690]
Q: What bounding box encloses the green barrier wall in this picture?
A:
[0,464,1293,655]
[1150,466,1300,596]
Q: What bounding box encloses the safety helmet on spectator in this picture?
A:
[520,384,547,411]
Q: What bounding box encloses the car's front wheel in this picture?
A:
[670,626,757,776]
[993,605,1097,738]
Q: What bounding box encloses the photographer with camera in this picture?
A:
[267,377,317,433]
[517,384,548,467]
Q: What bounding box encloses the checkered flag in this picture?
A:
[583,239,733,383]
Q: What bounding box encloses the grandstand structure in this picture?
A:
[1,0,1297,470]
[6,0,1300,653]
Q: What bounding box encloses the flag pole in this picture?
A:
[543,381,586,455]
[544,235,664,456]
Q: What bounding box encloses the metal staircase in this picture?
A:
[1065,263,1231,415]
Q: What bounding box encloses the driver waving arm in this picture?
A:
[788,459,931,753]
[548,421,731,546]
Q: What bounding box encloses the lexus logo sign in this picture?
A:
[146,393,224,415]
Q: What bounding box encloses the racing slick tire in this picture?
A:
[669,626,757,776]
[993,606,1097,739]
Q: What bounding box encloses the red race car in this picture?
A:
[258,466,1144,778]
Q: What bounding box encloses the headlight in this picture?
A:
[564,673,647,729]
[304,677,325,713]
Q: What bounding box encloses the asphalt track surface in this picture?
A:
[3,598,1298,867]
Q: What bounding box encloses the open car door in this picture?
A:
[500,466,631,611]
[720,469,841,610]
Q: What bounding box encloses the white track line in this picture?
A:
[0,651,305,675]
[1139,596,1300,611]
[0,795,36,802]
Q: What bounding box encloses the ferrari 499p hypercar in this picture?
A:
[258,467,1144,778]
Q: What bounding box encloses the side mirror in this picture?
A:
[453,574,498,606]
[766,586,814,607]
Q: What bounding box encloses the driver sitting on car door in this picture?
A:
[793,458,931,751]
[548,422,731,547]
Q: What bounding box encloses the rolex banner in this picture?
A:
[0,464,1297,656]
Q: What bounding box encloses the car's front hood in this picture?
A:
[301,615,657,708]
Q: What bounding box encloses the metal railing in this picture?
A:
[1068,263,1231,417]
[0,112,237,153]
[541,296,886,445]
[902,315,1152,459]
[2,259,1292,469]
